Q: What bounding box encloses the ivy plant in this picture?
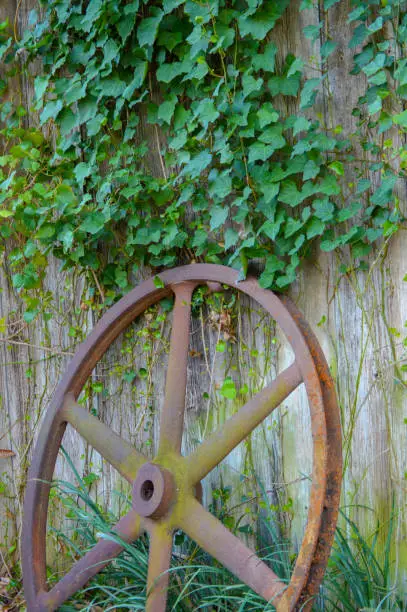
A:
[0,0,405,317]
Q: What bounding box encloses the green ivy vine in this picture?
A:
[0,0,406,319]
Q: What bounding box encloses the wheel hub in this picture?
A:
[132,463,175,519]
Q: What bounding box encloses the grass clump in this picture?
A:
[0,456,405,611]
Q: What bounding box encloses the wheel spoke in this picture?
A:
[180,497,286,603]
[186,362,302,484]
[62,394,146,483]
[158,282,197,455]
[38,511,141,611]
[146,525,173,612]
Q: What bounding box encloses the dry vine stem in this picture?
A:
[22,265,342,611]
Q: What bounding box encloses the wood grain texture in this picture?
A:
[0,0,405,596]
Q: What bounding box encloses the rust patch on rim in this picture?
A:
[21,264,342,611]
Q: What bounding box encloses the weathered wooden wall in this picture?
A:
[0,0,406,599]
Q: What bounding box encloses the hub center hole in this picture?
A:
[140,480,154,501]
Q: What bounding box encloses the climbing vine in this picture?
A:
[0,0,406,319]
[0,2,406,598]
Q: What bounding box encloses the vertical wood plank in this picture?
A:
[0,0,405,595]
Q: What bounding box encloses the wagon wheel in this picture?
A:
[22,264,342,612]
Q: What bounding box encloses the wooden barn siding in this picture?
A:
[0,0,406,595]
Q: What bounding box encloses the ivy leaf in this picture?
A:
[289,234,305,254]
[320,234,344,251]
[134,227,161,244]
[102,39,120,67]
[292,116,311,135]
[34,76,49,101]
[117,13,136,42]
[242,73,263,98]
[183,61,209,81]
[337,201,362,222]
[367,96,382,116]
[257,103,279,128]
[369,71,387,86]
[81,0,104,31]
[80,212,106,235]
[371,175,397,206]
[194,98,220,127]
[87,114,105,136]
[220,377,237,400]
[306,217,325,239]
[184,1,214,23]
[238,2,289,40]
[362,53,386,77]
[253,171,280,203]
[248,142,274,163]
[98,77,126,98]
[393,109,407,127]
[321,40,337,59]
[382,220,398,238]
[303,23,322,41]
[40,100,63,124]
[168,130,187,150]
[35,224,55,240]
[351,241,372,259]
[284,217,303,238]
[278,181,303,207]
[318,174,340,195]
[300,78,322,109]
[158,94,178,124]
[59,108,77,136]
[269,74,300,97]
[64,80,87,106]
[259,255,285,288]
[78,97,99,124]
[70,41,95,65]
[224,228,239,250]
[156,60,192,83]
[356,178,371,194]
[12,266,40,291]
[208,170,232,199]
[313,198,335,221]
[123,62,148,98]
[55,184,76,210]
[74,162,91,188]
[258,125,286,148]
[210,205,228,231]
[328,161,344,176]
[58,227,74,251]
[153,275,165,288]
[303,160,320,180]
[260,217,282,240]
[192,229,207,249]
[252,42,277,72]
[183,151,212,178]
[137,8,163,47]
[348,6,366,23]
[287,58,304,77]
[349,23,368,49]
[276,257,298,287]
[163,0,185,11]
[367,17,383,34]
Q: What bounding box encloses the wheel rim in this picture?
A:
[22,264,342,611]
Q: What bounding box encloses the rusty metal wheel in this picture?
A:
[22,264,342,611]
